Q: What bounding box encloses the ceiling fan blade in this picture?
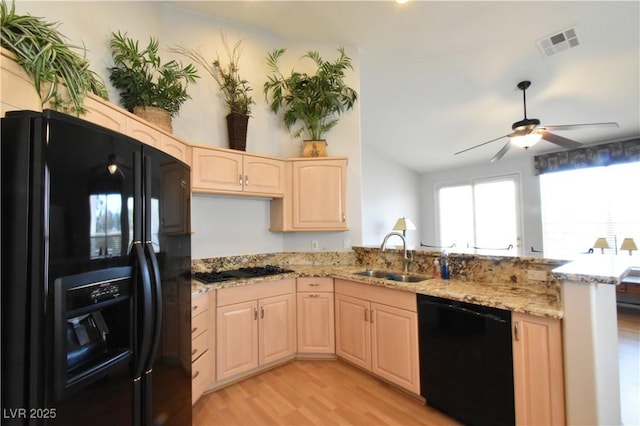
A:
[454,134,510,155]
[490,140,512,162]
[540,131,583,149]
[541,122,619,131]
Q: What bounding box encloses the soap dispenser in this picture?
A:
[440,251,450,280]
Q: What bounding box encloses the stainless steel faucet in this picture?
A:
[380,232,413,273]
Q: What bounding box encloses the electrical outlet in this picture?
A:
[527,269,547,281]
[311,240,319,250]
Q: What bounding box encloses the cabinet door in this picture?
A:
[159,162,190,234]
[126,116,162,149]
[192,350,211,405]
[259,293,296,365]
[81,95,127,134]
[292,159,347,230]
[371,302,420,394]
[1,49,42,115]
[192,147,243,193]
[243,156,284,196]
[335,294,371,370]
[161,134,190,166]
[512,312,565,426]
[216,300,258,380]
[297,292,335,354]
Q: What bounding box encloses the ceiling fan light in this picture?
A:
[510,132,542,149]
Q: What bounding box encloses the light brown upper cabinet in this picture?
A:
[270,157,348,232]
[1,48,43,116]
[191,146,284,197]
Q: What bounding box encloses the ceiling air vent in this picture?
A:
[537,27,579,57]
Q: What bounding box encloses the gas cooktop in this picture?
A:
[192,265,294,284]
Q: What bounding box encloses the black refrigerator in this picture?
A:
[1,110,192,425]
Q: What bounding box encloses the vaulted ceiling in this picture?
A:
[171,1,639,173]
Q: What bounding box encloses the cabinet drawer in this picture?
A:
[217,279,295,307]
[192,349,211,404]
[191,332,208,362]
[335,279,416,312]
[192,293,209,317]
[191,309,208,339]
[297,277,334,293]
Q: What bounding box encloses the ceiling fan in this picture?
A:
[454,80,619,162]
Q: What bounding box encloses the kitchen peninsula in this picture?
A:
[189,247,637,425]
[190,247,569,424]
[552,255,638,426]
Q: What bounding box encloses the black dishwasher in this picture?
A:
[417,294,515,426]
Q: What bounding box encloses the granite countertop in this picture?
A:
[552,254,640,284]
[192,264,562,319]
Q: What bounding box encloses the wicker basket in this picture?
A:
[133,106,172,133]
[226,112,249,151]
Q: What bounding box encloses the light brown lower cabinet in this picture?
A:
[512,312,565,425]
[182,291,216,405]
[334,279,420,395]
[296,278,335,354]
[216,279,296,381]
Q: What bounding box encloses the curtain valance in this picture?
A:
[534,138,640,175]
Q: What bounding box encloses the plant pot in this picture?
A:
[226,112,249,151]
[133,106,172,133]
[302,140,328,157]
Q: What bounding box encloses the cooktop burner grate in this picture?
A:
[192,265,293,284]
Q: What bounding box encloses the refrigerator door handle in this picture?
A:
[144,241,162,373]
[132,241,154,379]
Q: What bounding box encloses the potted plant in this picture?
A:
[108,31,198,133]
[0,0,108,114]
[170,33,254,151]
[263,47,358,156]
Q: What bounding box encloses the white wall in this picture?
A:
[419,153,544,255]
[361,145,421,247]
[15,1,363,258]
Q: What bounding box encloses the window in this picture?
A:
[540,162,640,258]
[89,194,133,258]
[436,175,521,251]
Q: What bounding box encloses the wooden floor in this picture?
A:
[194,308,640,426]
[193,360,459,426]
[618,306,640,426]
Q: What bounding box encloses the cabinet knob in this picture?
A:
[192,348,198,356]
[192,370,200,380]
[191,327,198,334]
[245,175,249,186]
[239,174,243,186]
[309,283,319,287]
[514,322,520,341]
[181,179,187,188]
[309,294,319,298]
[342,213,347,222]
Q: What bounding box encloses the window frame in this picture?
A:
[434,172,524,252]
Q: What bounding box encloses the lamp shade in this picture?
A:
[620,238,637,255]
[510,132,542,149]
[393,217,416,232]
[593,237,609,254]
[593,238,609,249]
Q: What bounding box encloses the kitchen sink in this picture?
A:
[352,270,431,283]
